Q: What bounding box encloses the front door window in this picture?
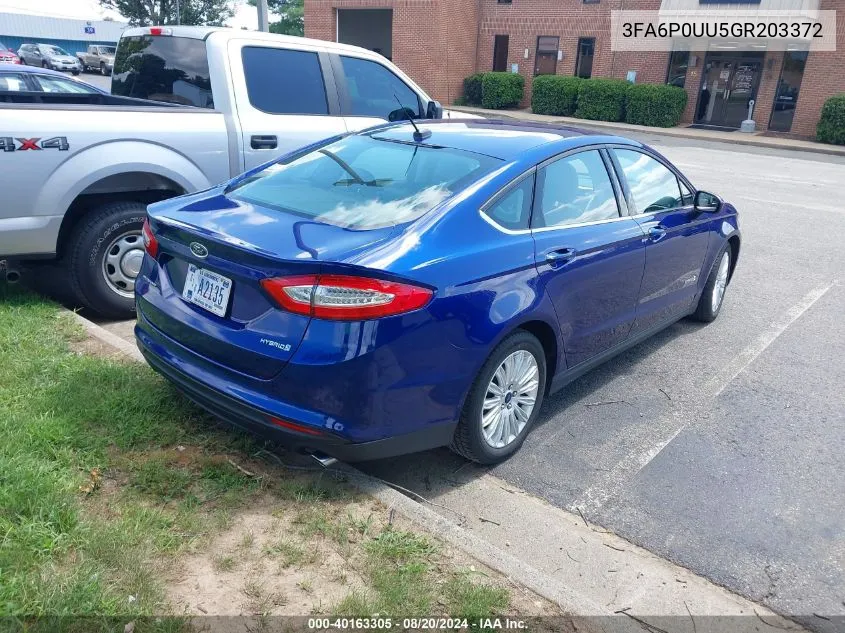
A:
[696,54,762,129]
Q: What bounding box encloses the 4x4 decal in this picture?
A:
[0,136,69,152]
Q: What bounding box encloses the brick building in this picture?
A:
[304,0,845,137]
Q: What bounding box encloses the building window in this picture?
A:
[583,0,600,5]
[665,50,689,88]
[534,36,559,76]
[769,50,808,133]
[493,35,509,72]
[575,38,595,79]
[497,0,512,4]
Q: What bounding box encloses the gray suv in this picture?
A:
[18,43,81,75]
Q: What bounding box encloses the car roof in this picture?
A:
[365,119,642,161]
[0,64,105,92]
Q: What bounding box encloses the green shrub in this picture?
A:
[463,73,483,106]
[625,83,688,127]
[531,75,583,116]
[817,93,845,145]
[481,72,524,109]
[575,78,630,121]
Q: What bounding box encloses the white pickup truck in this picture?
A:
[1,26,470,317]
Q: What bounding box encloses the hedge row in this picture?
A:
[531,76,688,128]
[462,72,524,109]
[817,93,845,145]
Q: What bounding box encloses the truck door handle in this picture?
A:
[648,227,667,242]
[250,135,277,150]
[545,248,576,266]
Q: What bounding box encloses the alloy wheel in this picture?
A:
[712,252,730,313]
[481,350,540,448]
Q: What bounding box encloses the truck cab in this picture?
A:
[111,26,447,171]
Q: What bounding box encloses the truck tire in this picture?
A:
[67,201,146,319]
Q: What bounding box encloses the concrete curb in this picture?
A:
[450,106,845,157]
[67,310,803,631]
[69,311,144,362]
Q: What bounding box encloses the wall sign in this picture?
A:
[84,25,95,34]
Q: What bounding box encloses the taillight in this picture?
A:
[260,274,432,320]
[141,218,159,258]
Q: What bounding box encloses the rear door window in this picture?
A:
[339,55,420,119]
[241,46,328,115]
[0,73,29,92]
[112,35,213,108]
[32,75,98,93]
[533,150,620,228]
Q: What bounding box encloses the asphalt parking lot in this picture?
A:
[33,131,844,628]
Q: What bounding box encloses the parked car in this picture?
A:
[0,41,21,65]
[0,26,475,318]
[0,65,105,96]
[76,44,116,75]
[18,43,81,74]
[136,120,741,464]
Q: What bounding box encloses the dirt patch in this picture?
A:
[168,494,368,616]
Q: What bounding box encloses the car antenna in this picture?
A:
[393,94,431,142]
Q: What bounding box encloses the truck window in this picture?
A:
[241,46,328,115]
[112,35,213,108]
[339,55,421,119]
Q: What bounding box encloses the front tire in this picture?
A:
[100,62,107,76]
[450,331,546,464]
[66,201,147,319]
[690,245,731,322]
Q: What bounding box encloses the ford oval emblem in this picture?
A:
[190,242,209,258]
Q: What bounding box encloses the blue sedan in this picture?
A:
[136,120,740,464]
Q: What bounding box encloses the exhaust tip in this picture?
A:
[310,451,338,468]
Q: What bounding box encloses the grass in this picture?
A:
[0,286,518,626]
[0,288,271,629]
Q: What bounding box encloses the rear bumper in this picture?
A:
[136,323,457,462]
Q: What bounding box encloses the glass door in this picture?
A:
[695,54,762,129]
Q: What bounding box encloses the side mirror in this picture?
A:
[694,190,722,213]
[388,106,417,122]
[426,99,443,120]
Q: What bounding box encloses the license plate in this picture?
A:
[182,264,232,317]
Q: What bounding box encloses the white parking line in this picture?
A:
[570,281,835,516]
[703,281,835,398]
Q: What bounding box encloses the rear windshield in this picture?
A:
[228,135,502,229]
[112,35,213,108]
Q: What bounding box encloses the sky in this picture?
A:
[0,0,265,29]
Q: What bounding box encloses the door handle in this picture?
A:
[250,135,278,150]
[648,227,667,242]
[545,248,577,266]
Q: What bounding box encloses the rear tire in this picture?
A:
[450,331,546,464]
[100,62,107,76]
[66,201,147,319]
[690,244,731,322]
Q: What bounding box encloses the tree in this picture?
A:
[99,0,234,27]
[248,0,303,36]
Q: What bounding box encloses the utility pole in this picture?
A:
[176,0,181,24]
[257,0,269,31]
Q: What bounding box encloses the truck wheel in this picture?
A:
[100,62,107,76]
[67,201,146,319]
